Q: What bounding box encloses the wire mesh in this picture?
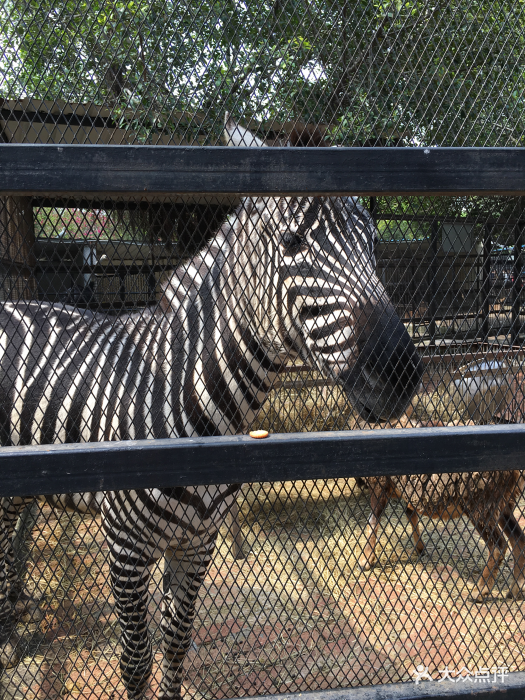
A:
[2,2,525,699]
[1,1,524,147]
[1,184,525,698]
[4,190,525,432]
[2,476,525,699]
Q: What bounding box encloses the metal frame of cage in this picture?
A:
[1,143,525,699]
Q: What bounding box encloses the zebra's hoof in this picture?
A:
[357,555,374,571]
[471,587,491,603]
[0,631,22,669]
[506,583,524,600]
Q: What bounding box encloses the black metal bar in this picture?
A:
[369,195,377,221]
[146,263,157,299]
[1,146,525,196]
[250,672,525,700]
[31,195,240,209]
[0,106,119,130]
[118,265,126,304]
[511,220,523,344]
[33,262,174,275]
[482,226,492,340]
[427,221,439,341]
[2,423,525,497]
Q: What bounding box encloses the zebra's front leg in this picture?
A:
[0,496,33,668]
[109,547,153,699]
[159,536,217,700]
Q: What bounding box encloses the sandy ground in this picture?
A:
[2,477,525,700]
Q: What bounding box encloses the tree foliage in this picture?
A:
[1,0,524,145]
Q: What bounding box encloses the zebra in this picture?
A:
[0,117,423,699]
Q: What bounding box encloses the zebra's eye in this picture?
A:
[282,232,304,249]
[301,304,322,319]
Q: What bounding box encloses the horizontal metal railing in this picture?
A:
[2,423,525,497]
[0,146,525,197]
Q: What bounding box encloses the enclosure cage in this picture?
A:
[1,2,525,700]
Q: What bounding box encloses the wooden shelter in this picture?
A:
[0,99,330,304]
[0,99,238,301]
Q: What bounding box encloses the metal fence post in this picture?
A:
[482,224,493,340]
[118,265,127,305]
[427,221,439,343]
[228,501,245,560]
[369,196,377,222]
[512,216,523,345]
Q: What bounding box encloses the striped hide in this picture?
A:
[0,118,422,699]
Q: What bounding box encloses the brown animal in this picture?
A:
[359,471,525,602]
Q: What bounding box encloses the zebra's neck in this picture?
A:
[163,227,285,434]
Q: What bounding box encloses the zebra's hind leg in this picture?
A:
[109,547,153,699]
[0,496,33,668]
[159,536,217,700]
[0,509,19,668]
[8,499,40,615]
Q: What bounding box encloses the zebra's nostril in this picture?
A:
[388,353,423,389]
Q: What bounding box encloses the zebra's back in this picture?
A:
[0,301,183,446]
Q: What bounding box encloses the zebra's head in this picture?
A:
[220,117,423,422]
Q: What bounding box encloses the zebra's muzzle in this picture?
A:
[337,300,423,422]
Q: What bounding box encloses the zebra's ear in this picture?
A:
[223,113,266,148]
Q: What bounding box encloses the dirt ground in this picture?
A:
[2,477,525,700]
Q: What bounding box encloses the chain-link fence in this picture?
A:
[1,2,524,147]
[1,2,525,700]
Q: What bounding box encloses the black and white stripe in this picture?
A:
[0,122,422,699]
